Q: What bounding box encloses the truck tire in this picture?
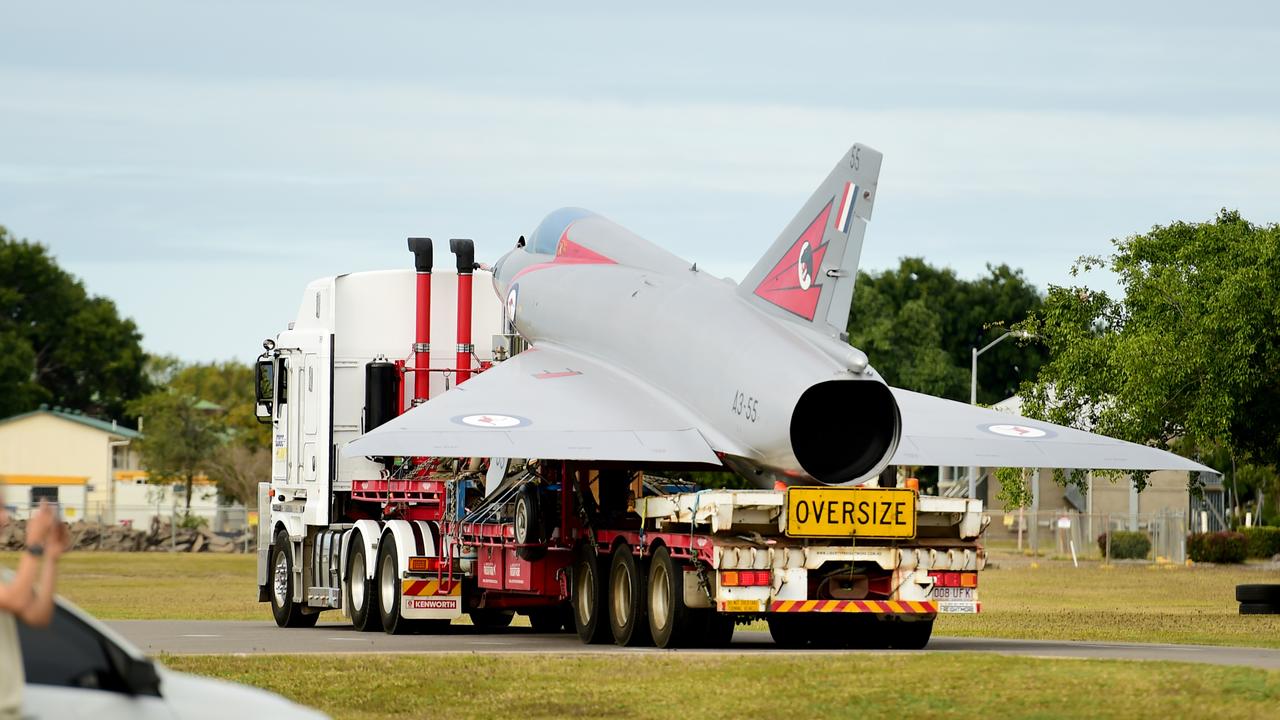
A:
[469,609,515,628]
[346,535,381,632]
[572,544,612,644]
[376,539,414,635]
[608,549,652,646]
[1239,602,1280,615]
[647,545,697,649]
[514,485,546,561]
[270,531,319,629]
[766,614,812,648]
[527,605,570,633]
[886,618,934,649]
[697,611,735,648]
[1236,584,1280,603]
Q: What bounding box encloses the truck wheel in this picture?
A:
[270,532,319,629]
[766,614,811,648]
[1239,602,1280,615]
[647,545,697,649]
[846,616,890,649]
[572,544,612,644]
[377,539,414,635]
[469,609,515,628]
[697,611,735,648]
[1236,584,1280,603]
[528,605,568,632]
[886,618,934,649]
[346,535,381,632]
[514,485,546,561]
[608,549,652,646]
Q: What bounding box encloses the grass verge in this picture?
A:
[162,652,1280,720]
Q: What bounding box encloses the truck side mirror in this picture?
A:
[255,358,274,423]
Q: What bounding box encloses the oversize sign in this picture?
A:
[785,487,916,539]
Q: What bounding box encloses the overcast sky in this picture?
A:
[3,2,1278,364]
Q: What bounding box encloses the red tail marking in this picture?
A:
[752,204,832,321]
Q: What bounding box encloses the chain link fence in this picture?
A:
[984,509,1188,563]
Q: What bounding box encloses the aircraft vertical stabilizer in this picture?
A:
[738,143,882,339]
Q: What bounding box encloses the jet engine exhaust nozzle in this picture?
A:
[789,379,900,486]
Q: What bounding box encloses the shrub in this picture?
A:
[1186,531,1247,563]
[1097,531,1152,560]
[1241,526,1280,559]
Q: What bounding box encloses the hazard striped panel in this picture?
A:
[769,599,937,614]
[401,579,461,597]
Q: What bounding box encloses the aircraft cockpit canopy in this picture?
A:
[526,207,599,255]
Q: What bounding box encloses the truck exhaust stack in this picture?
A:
[451,238,475,385]
[408,237,433,405]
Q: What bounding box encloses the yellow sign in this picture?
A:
[785,487,916,539]
[721,599,763,613]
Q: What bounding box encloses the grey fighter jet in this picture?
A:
[344,144,1212,486]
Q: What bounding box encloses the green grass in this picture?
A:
[935,556,1280,648]
[161,653,1280,720]
[0,551,270,621]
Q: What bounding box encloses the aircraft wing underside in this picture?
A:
[341,344,722,465]
[889,388,1214,474]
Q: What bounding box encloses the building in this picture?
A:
[0,405,142,522]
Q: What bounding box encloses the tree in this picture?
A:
[1016,210,1280,505]
[847,258,1045,402]
[129,390,222,512]
[0,227,149,419]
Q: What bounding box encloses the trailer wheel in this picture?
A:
[346,535,381,632]
[608,549,652,646]
[270,531,319,629]
[572,544,611,644]
[885,618,934,649]
[514,485,546,561]
[1239,602,1280,615]
[647,546,697,649]
[528,605,570,633]
[469,609,515,628]
[697,611,735,648]
[766,614,811,648]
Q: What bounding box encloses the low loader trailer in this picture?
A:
[254,240,985,648]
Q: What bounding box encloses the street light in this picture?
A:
[968,329,1033,499]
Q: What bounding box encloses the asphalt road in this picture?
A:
[109,620,1280,669]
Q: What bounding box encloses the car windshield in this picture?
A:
[526,207,598,255]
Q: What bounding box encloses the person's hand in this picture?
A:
[25,500,54,546]
[47,521,71,558]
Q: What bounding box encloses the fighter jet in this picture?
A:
[344,144,1212,485]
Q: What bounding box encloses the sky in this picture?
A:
[3,2,1278,364]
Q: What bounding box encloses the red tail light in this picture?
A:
[721,570,771,587]
[928,571,978,588]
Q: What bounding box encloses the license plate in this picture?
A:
[932,587,975,601]
[785,487,916,539]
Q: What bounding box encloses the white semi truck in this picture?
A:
[254,239,985,648]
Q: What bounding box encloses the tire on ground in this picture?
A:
[345,532,381,632]
[469,609,515,628]
[766,614,811,649]
[1236,584,1280,604]
[572,544,612,644]
[270,531,320,629]
[608,548,652,646]
[1239,602,1280,615]
[885,618,934,649]
[376,537,415,634]
[647,545,698,649]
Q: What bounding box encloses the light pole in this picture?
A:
[968,329,1031,499]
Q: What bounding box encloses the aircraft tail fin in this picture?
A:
[738,143,882,338]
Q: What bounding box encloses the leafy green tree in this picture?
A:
[847,258,1045,402]
[1016,210,1280,503]
[0,227,148,419]
[130,390,222,511]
